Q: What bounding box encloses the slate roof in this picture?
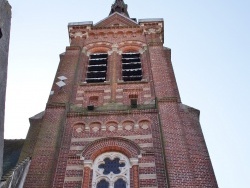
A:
[2,139,25,177]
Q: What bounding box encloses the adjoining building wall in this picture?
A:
[0,0,11,179]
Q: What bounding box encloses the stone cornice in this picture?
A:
[67,108,158,118]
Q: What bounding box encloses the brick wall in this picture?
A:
[20,12,218,188]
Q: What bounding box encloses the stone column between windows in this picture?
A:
[130,158,139,188]
[82,160,93,188]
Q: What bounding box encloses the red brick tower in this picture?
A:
[20,1,218,187]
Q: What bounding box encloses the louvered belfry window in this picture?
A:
[122,53,142,81]
[86,53,108,83]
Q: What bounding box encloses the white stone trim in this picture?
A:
[77,90,84,94]
[104,96,111,99]
[139,143,153,148]
[64,177,82,182]
[104,89,111,93]
[84,160,93,168]
[76,97,84,100]
[143,88,150,91]
[139,163,156,168]
[130,158,139,166]
[70,146,84,151]
[139,174,157,180]
[66,165,84,170]
[92,152,130,188]
[71,134,152,143]
[116,95,123,99]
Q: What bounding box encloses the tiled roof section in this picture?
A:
[2,139,25,176]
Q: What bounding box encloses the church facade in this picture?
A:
[17,1,218,187]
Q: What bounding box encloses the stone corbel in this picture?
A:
[130,158,139,166]
[83,160,93,168]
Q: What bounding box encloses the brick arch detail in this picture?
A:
[137,118,152,124]
[83,41,113,55]
[121,119,135,124]
[120,45,141,53]
[89,121,102,126]
[71,121,86,127]
[105,120,119,126]
[117,42,147,55]
[81,137,141,160]
[118,40,146,50]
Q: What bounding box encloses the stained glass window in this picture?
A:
[97,179,109,188]
[114,178,126,188]
[98,157,125,175]
[92,152,130,188]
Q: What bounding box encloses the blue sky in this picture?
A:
[5,0,250,187]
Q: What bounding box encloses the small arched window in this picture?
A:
[92,152,130,188]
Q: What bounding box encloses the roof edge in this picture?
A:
[138,18,164,23]
[68,21,93,27]
[94,12,138,27]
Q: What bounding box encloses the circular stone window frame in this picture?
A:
[92,152,131,188]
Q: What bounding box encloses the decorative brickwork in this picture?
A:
[19,1,218,187]
[81,137,141,160]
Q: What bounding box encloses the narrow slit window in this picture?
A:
[122,52,142,82]
[86,53,108,83]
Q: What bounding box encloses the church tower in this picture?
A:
[19,1,218,187]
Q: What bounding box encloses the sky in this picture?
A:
[4,0,250,187]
